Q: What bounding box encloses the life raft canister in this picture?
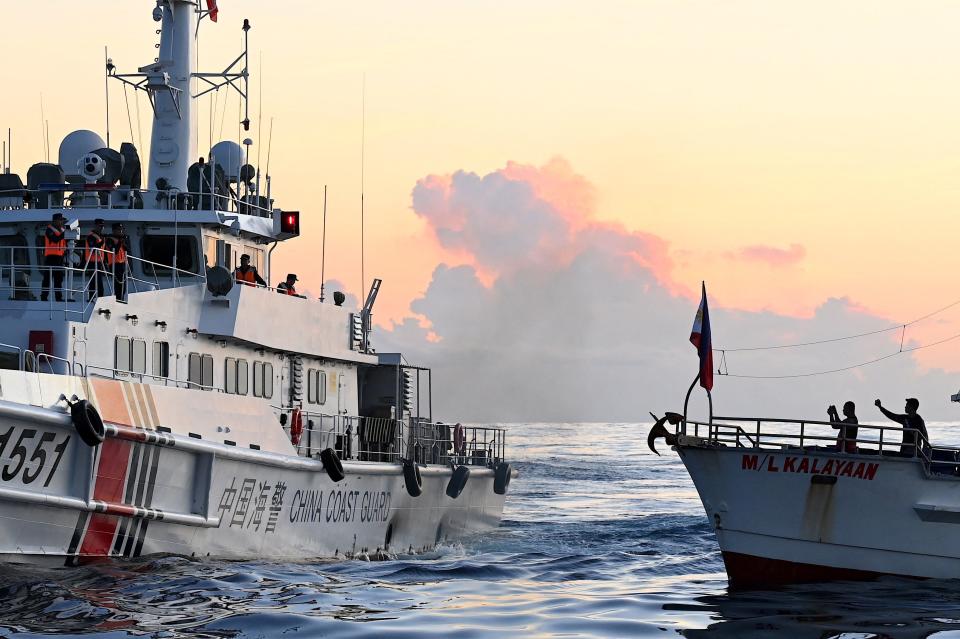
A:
[290,407,304,445]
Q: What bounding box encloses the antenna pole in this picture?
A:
[40,94,46,163]
[320,185,328,302]
[256,50,262,199]
[104,46,111,148]
[7,128,11,174]
[360,73,366,299]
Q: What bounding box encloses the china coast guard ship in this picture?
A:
[0,0,513,564]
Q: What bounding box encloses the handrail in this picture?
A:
[683,415,934,460]
[271,406,508,466]
[0,186,274,217]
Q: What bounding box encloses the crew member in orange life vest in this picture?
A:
[41,212,67,302]
[85,218,107,300]
[234,254,266,287]
[105,222,130,301]
[277,273,304,297]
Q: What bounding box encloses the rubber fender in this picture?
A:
[320,448,345,483]
[494,462,512,495]
[71,399,105,446]
[445,465,471,499]
[403,460,422,498]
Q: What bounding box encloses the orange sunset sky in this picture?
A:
[4,1,960,403]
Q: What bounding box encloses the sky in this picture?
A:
[4,1,960,421]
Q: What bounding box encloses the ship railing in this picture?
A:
[0,186,275,217]
[276,408,508,466]
[402,419,506,468]
[0,245,206,318]
[84,363,223,392]
[683,415,934,459]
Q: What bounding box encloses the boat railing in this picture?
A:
[0,245,206,318]
[682,416,954,474]
[0,186,275,218]
[278,407,508,466]
[84,364,221,392]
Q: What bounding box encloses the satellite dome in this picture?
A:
[209,141,246,182]
[59,130,106,179]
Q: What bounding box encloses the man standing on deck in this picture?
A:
[234,254,266,287]
[84,218,106,300]
[105,222,130,302]
[875,397,928,457]
[828,401,858,453]
[40,213,66,302]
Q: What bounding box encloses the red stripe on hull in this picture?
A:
[722,551,890,589]
[77,439,132,560]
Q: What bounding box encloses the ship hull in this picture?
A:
[0,373,508,564]
[679,444,960,588]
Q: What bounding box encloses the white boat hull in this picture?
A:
[0,374,508,564]
[679,444,960,587]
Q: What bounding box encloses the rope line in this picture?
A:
[721,330,960,380]
[715,294,960,353]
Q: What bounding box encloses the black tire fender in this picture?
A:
[446,465,470,499]
[494,462,512,495]
[71,399,105,447]
[320,448,345,483]
[403,460,422,498]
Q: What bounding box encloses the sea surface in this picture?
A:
[4,422,960,637]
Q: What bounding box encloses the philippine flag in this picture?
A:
[206,0,219,22]
[689,282,714,391]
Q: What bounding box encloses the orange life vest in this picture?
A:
[281,283,296,296]
[43,225,66,257]
[85,231,104,263]
[108,239,127,266]
[235,267,256,285]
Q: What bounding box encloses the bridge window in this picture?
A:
[141,235,199,276]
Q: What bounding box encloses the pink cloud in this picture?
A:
[410,158,679,292]
[735,243,806,267]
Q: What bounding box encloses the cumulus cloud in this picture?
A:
[376,160,959,423]
[734,243,806,267]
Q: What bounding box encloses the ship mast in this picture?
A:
[145,0,198,192]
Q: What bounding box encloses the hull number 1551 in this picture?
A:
[0,427,71,487]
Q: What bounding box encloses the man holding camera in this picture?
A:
[41,213,67,302]
[827,401,858,453]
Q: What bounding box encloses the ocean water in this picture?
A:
[5,422,960,637]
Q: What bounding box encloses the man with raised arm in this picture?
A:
[875,397,928,457]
